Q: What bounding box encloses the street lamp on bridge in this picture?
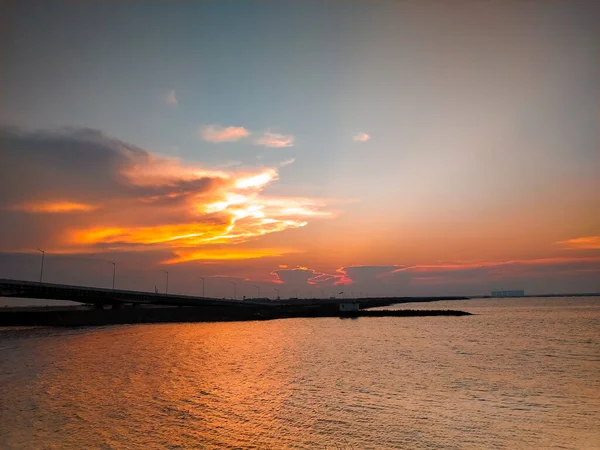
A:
[252,285,260,299]
[200,276,205,298]
[230,281,237,300]
[162,270,169,294]
[274,287,280,300]
[102,260,116,290]
[33,247,44,283]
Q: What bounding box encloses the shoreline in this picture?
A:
[0,305,471,327]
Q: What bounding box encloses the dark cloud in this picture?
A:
[1,126,140,206]
[0,126,224,207]
[129,177,224,201]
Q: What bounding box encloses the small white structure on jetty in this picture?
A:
[339,302,360,312]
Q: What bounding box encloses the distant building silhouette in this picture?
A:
[491,290,524,297]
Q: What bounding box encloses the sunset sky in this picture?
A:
[1,1,599,299]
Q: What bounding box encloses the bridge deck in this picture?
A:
[0,278,265,308]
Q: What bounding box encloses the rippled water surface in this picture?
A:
[1,297,599,449]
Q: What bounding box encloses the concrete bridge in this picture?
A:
[0,277,477,311]
[0,278,267,309]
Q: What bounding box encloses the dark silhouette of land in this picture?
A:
[0,303,471,327]
[3,278,595,327]
[0,278,472,326]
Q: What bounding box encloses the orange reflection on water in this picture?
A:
[3,301,600,449]
[31,322,299,448]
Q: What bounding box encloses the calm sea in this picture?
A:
[0,297,599,449]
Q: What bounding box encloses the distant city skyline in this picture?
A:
[1,0,599,299]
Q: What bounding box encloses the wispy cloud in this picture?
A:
[389,257,600,275]
[198,126,295,148]
[200,125,250,143]
[12,201,98,214]
[352,132,370,142]
[380,257,600,288]
[255,131,294,148]
[556,236,600,250]
[215,160,243,169]
[164,248,296,264]
[280,157,296,167]
[166,90,177,105]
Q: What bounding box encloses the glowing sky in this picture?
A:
[1,1,599,298]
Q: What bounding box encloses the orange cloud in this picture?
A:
[200,125,250,143]
[69,192,323,250]
[255,131,294,148]
[72,222,229,246]
[556,236,600,250]
[64,158,330,256]
[12,201,98,213]
[164,248,296,264]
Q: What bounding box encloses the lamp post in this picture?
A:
[230,281,237,300]
[34,247,44,283]
[252,285,260,299]
[105,260,116,290]
[274,287,280,300]
[200,276,205,298]
[162,270,169,294]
